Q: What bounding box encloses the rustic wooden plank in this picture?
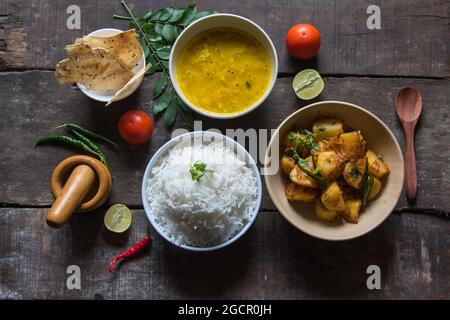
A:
[1,71,449,211]
[0,0,448,77]
[0,208,448,299]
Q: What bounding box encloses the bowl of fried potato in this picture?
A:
[264,101,404,240]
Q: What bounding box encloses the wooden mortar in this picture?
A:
[46,155,112,228]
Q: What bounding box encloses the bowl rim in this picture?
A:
[169,13,279,119]
[141,130,263,251]
[264,100,404,241]
[77,28,146,103]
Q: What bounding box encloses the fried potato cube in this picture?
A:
[317,140,328,152]
[289,156,318,188]
[339,131,366,160]
[313,118,344,141]
[314,201,338,222]
[290,166,319,188]
[281,156,296,176]
[317,151,344,181]
[285,183,318,202]
[343,159,366,189]
[368,176,382,200]
[321,181,346,211]
[341,198,362,224]
[366,149,390,179]
[282,131,298,150]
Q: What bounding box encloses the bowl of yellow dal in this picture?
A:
[169,14,278,119]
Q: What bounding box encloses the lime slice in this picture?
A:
[104,204,132,233]
[292,69,324,100]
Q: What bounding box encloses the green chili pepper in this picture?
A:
[69,129,108,167]
[56,123,118,149]
[35,135,104,164]
[360,158,374,208]
[292,150,328,188]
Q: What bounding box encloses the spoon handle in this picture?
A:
[403,122,417,200]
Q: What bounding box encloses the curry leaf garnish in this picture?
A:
[302,129,319,151]
[189,161,214,182]
[350,167,361,179]
[114,1,216,128]
[288,132,302,144]
[288,129,319,152]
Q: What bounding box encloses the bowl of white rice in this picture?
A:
[141,131,262,251]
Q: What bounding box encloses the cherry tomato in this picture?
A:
[286,23,321,60]
[118,110,153,144]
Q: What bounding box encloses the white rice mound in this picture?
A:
[146,137,258,247]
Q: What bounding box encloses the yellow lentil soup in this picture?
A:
[176,28,271,115]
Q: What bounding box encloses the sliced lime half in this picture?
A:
[292,69,324,100]
[104,204,132,233]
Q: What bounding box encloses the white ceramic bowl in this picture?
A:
[169,14,278,119]
[264,101,404,241]
[77,28,146,103]
[141,131,262,251]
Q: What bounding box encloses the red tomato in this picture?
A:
[118,110,153,144]
[286,23,321,60]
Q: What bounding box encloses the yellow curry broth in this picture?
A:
[176,28,271,114]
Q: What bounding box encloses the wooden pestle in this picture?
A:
[46,164,96,228]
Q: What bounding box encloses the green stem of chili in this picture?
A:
[69,130,108,167]
[292,151,328,188]
[56,123,118,149]
[35,135,102,162]
[360,158,374,208]
[298,164,328,188]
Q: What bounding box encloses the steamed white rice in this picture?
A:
[146,137,258,247]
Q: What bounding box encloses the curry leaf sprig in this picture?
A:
[189,161,214,182]
[114,1,216,128]
[288,129,319,152]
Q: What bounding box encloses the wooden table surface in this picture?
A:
[1,0,449,299]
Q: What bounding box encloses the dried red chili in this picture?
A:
[108,235,151,272]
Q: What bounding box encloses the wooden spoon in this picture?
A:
[395,87,422,201]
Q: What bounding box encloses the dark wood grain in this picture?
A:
[0,0,448,77]
[1,71,449,211]
[0,208,448,299]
